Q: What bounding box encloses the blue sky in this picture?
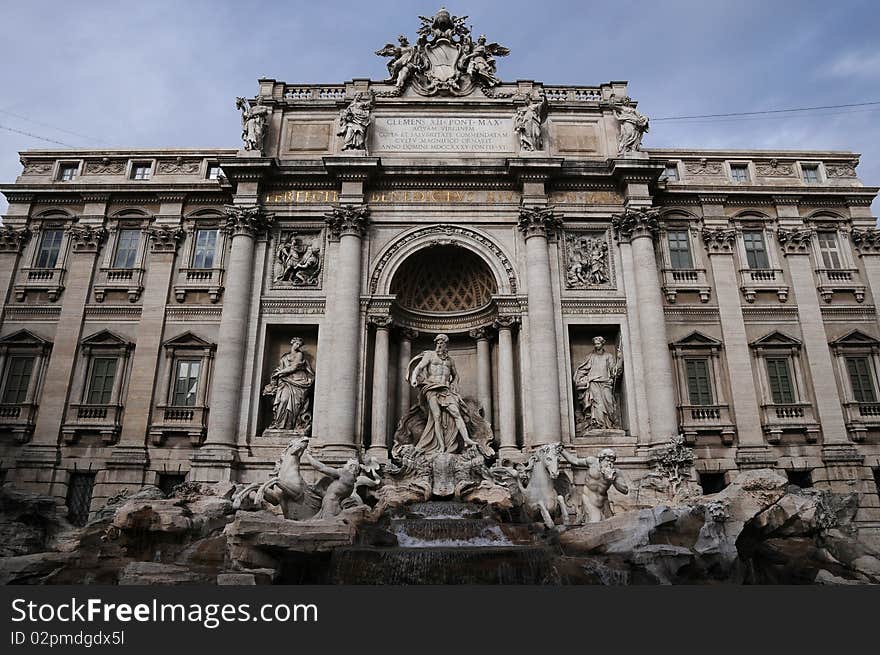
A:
[1,0,879,213]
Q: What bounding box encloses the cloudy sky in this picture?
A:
[1,0,878,213]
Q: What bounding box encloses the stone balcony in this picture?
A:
[149,404,208,446]
[815,267,866,303]
[760,402,820,443]
[62,403,124,444]
[677,404,736,445]
[173,267,224,303]
[661,267,711,303]
[93,267,145,303]
[14,267,65,302]
[0,402,38,443]
[739,268,789,303]
[842,401,880,442]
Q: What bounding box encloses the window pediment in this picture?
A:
[0,329,52,348]
[80,329,132,353]
[751,330,802,350]
[671,331,723,349]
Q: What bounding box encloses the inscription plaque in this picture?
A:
[371,116,514,153]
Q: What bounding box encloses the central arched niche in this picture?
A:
[390,244,498,314]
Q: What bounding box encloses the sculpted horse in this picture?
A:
[492,442,569,530]
[232,436,322,520]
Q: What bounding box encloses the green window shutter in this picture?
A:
[846,357,876,403]
[685,358,713,405]
[87,357,117,405]
[766,358,795,404]
[2,356,35,404]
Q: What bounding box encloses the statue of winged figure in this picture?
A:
[460,34,509,87]
[375,35,424,91]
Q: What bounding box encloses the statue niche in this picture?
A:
[572,334,625,436]
[262,336,315,436]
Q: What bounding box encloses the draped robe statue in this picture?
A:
[573,336,622,431]
[264,338,315,433]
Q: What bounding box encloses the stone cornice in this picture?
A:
[517,205,561,239]
[776,227,814,255]
[223,205,275,237]
[324,203,370,240]
[611,207,659,242]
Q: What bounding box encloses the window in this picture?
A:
[742,230,770,269]
[113,229,141,269]
[86,357,117,405]
[766,357,796,404]
[192,228,218,269]
[846,356,877,403]
[66,473,96,527]
[802,165,820,184]
[58,163,78,181]
[35,229,64,268]
[1,356,34,404]
[667,229,693,269]
[158,473,187,496]
[172,360,201,406]
[207,164,222,180]
[699,472,727,494]
[663,163,679,182]
[130,163,152,180]
[786,470,813,489]
[685,358,713,405]
[817,231,842,269]
[729,164,750,183]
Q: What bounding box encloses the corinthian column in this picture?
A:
[396,328,418,424]
[493,316,519,458]
[320,204,370,457]
[518,206,563,446]
[612,208,677,442]
[469,327,493,424]
[367,315,392,459]
[199,206,272,477]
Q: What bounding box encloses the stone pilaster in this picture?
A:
[196,205,272,482]
[518,206,563,446]
[0,226,30,325]
[469,327,493,424]
[367,315,392,459]
[851,228,880,306]
[396,328,417,425]
[318,203,370,457]
[616,238,650,442]
[612,207,678,443]
[15,220,107,499]
[493,316,519,458]
[777,228,850,450]
[701,227,765,451]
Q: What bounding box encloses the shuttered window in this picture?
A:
[685,358,713,405]
[743,230,770,269]
[667,230,693,269]
[766,358,795,404]
[113,229,140,268]
[846,356,876,403]
[2,356,34,404]
[87,357,117,405]
[817,231,842,270]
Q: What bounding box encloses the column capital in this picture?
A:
[776,227,814,255]
[66,224,106,253]
[517,205,561,239]
[611,207,659,242]
[0,226,30,253]
[223,204,274,238]
[368,314,393,329]
[146,226,185,253]
[493,315,520,330]
[325,203,370,240]
[397,326,419,340]
[701,227,737,254]
[469,326,492,340]
[851,228,880,256]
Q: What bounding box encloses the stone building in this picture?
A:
[1,9,879,535]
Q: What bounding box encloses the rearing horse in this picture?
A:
[493,442,569,530]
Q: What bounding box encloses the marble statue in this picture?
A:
[375,35,424,91]
[460,34,509,87]
[232,437,381,521]
[337,92,373,151]
[235,96,270,153]
[612,99,649,155]
[574,337,622,432]
[274,234,321,285]
[566,235,609,287]
[561,447,629,523]
[408,333,488,455]
[492,443,569,530]
[263,337,315,434]
[514,96,547,151]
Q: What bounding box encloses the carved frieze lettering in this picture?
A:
[371,116,514,153]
